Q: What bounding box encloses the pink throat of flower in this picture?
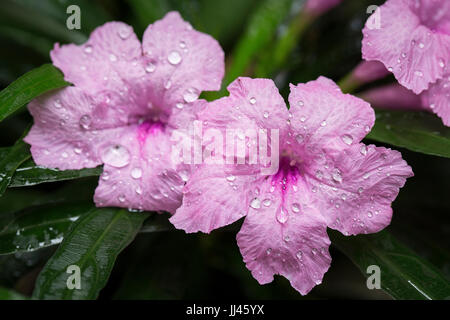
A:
[137,121,165,146]
[269,156,301,194]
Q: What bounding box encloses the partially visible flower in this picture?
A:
[421,75,450,126]
[170,76,413,295]
[362,0,450,126]
[362,0,450,94]
[24,12,224,212]
[304,0,343,17]
[359,83,424,110]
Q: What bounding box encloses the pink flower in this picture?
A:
[304,0,343,17]
[362,0,450,125]
[359,83,424,111]
[170,77,413,295]
[24,12,224,212]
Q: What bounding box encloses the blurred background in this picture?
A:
[0,0,448,300]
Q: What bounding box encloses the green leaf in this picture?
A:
[367,110,450,158]
[0,286,27,300]
[330,229,450,300]
[207,0,293,99]
[0,135,31,197]
[0,64,69,122]
[0,0,87,45]
[32,208,149,300]
[0,202,94,255]
[9,158,102,188]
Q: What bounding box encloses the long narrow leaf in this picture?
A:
[32,208,149,299]
[330,229,450,300]
[0,64,69,122]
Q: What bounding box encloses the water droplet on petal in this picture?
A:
[332,169,342,183]
[321,120,327,127]
[250,198,261,209]
[263,199,271,207]
[358,187,364,194]
[297,100,304,107]
[360,145,368,155]
[266,248,272,255]
[118,194,126,202]
[175,102,184,109]
[79,114,92,130]
[414,70,423,77]
[312,248,318,255]
[145,62,156,73]
[291,203,300,213]
[179,41,186,48]
[183,88,199,103]
[341,134,353,145]
[315,170,323,179]
[168,50,182,65]
[263,111,269,118]
[226,175,236,182]
[84,45,92,53]
[367,211,373,218]
[296,251,303,260]
[118,26,131,39]
[438,59,445,68]
[135,186,142,195]
[249,97,256,105]
[131,167,143,179]
[276,208,288,224]
[295,134,304,143]
[101,144,131,168]
[109,54,117,62]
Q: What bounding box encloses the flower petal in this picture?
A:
[94,124,184,213]
[362,0,450,94]
[288,77,375,156]
[170,165,256,233]
[141,11,225,109]
[305,143,413,235]
[51,22,143,94]
[421,73,450,126]
[236,179,331,295]
[24,87,125,170]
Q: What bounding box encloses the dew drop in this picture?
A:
[100,144,131,168]
[360,145,368,155]
[118,194,126,202]
[414,70,423,77]
[131,167,143,179]
[79,114,92,130]
[297,100,304,107]
[266,248,272,255]
[358,187,364,194]
[276,208,288,224]
[291,203,300,213]
[179,41,186,48]
[341,134,353,145]
[109,54,117,62]
[250,198,261,209]
[135,186,143,195]
[311,248,318,255]
[263,199,271,207]
[315,170,323,179]
[84,45,92,54]
[226,175,236,182]
[101,171,110,181]
[168,51,182,65]
[183,88,199,103]
[118,26,131,39]
[296,251,303,260]
[145,62,156,73]
[332,169,342,183]
[175,103,184,109]
[263,111,269,118]
[439,59,445,68]
[249,97,256,105]
[295,134,304,143]
[367,211,373,218]
[321,120,327,127]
